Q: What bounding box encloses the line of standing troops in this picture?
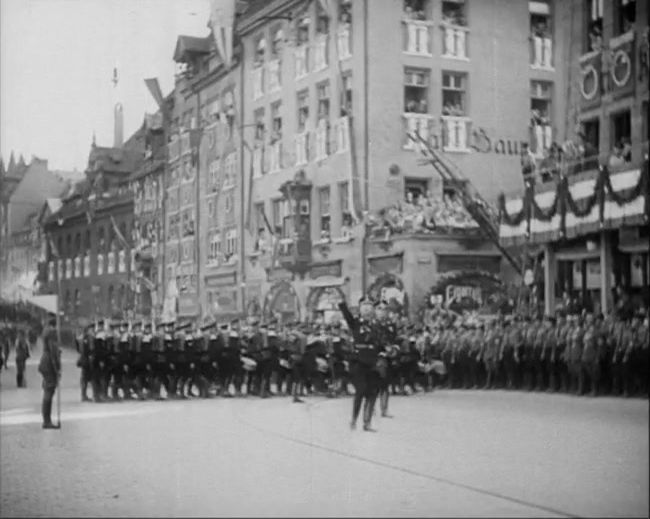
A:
[74,309,439,404]
[74,307,649,404]
[433,311,649,398]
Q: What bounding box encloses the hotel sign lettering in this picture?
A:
[424,126,528,156]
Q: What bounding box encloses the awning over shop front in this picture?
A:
[25,295,58,314]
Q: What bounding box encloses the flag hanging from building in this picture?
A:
[209,0,236,66]
[245,145,257,238]
[144,78,169,121]
[48,236,60,259]
[343,115,363,224]
[110,216,130,250]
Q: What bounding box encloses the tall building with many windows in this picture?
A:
[164,31,243,321]
[500,0,649,315]
[235,0,573,321]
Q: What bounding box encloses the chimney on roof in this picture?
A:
[114,103,124,148]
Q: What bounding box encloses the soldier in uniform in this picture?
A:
[611,315,629,397]
[468,323,483,389]
[78,324,95,401]
[521,317,537,391]
[628,312,647,397]
[197,322,216,398]
[540,316,556,392]
[568,315,585,395]
[339,299,382,432]
[288,323,307,403]
[552,313,570,393]
[138,322,155,399]
[117,322,133,400]
[105,321,121,400]
[500,317,520,390]
[580,313,601,396]
[481,319,499,389]
[93,320,108,402]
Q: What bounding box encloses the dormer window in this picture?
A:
[316,3,329,34]
[271,28,285,56]
[297,16,310,45]
[255,36,266,65]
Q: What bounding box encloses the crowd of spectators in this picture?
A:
[368,191,479,238]
[525,132,633,185]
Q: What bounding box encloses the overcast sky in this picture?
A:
[1,0,211,173]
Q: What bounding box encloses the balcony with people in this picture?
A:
[367,190,481,242]
[337,0,352,60]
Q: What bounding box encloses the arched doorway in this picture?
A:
[263,281,301,323]
[306,286,346,323]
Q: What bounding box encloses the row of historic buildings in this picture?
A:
[30,0,648,325]
[0,154,73,302]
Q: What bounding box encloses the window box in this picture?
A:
[441,115,471,152]
[530,35,553,69]
[403,113,433,149]
[403,20,432,56]
[441,23,469,60]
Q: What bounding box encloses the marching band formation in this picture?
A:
[73,298,650,429]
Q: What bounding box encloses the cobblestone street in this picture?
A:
[1,350,648,518]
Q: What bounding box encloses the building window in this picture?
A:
[586,0,604,52]
[271,26,284,56]
[181,240,193,263]
[610,111,632,164]
[581,118,600,159]
[442,71,466,115]
[441,0,465,25]
[404,178,429,203]
[530,80,553,156]
[272,198,291,237]
[341,74,352,116]
[404,68,429,114]
[66,235,72,258]
[225,229,238,260]
[615,0,636,35]
[271,102,283,141]
[208,230,222,265]
[317,81,331,120]
[254,108,265,141]
[530,1,552,68]
[254,34,266,65]
[318,187,331,240]
[339,0,352,24]
[208,160,221,193]
[337,1,352,59]
[223,153,236,189]
[297,14,310,45]
[404,0,429,20]
[297,90,309,132]
[107,285,114,314]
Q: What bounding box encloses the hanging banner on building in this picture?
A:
[209,0,236,66]
[579,50,602,110]
[609,31,635,97]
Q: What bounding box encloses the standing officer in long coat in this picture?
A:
[38,315,61,429]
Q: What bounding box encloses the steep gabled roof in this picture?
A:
[87,146,144,176]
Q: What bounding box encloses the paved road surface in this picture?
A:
[1,349,647,518]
